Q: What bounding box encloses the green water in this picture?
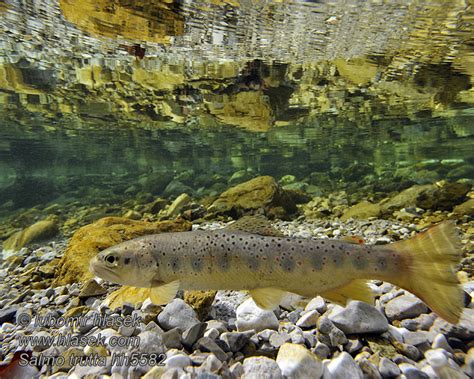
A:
[0,0,473,216]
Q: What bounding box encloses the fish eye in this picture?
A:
[105,254,117,265]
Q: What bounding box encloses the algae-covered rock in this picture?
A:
[416,182,471,211]
[184,290,217,320]
[162,193,191,218]
[381,184,434,213]
[53,216,191,285]
[3,217,59,251]
[209,176,297,219]
[453,198,474,217]
[341,201,381,221]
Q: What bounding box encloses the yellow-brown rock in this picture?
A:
[334,57,379,86]
[452,198,474,217]
[0,64,43,95]
[184,290,217,320]
[207,91,273,132]
[341,201,381,221]
[53,216,191,285]
[209,176,297,219]
[59,0,184,43]
[132,67,184,91]
[3,217,59,251]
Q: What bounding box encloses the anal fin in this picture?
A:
[150,280,180,305]
[249,287,286,310]
[321,279,374,305]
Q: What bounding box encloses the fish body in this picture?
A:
[90,220,463,324]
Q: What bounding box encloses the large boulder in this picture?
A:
[340,201,381,221]
[209,176,297,219]
[416,182,471,211]
[53,216,191,285]
[381,184,434,213]
[3,217,59,251]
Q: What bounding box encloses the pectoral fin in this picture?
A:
[149,280,180,305]
[320,279,374,305]
[249,287,286,309]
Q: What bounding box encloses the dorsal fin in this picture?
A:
[225,216,284,237]
[340,235,366,245]
[320,279,374,305]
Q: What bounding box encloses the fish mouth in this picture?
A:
[89,259,121,283]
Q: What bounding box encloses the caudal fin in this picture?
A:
[390,221,463,324]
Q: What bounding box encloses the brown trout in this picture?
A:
[89,218,463,324]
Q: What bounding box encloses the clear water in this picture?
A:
[1,0,473,215]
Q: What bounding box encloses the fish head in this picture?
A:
[89,240,156,287]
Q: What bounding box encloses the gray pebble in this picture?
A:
[313,342,330,359]
[358,358,382,379]
[326,351,364,379]
[305,296,327,314]
[157,299,200,331]
[236,298,279,332]
[220,331,251,352]
[162,328,183,349]
[296,310,320,329]
[204,328,220,340]
[432,333,454,354]
[195,337,227,362]
[269,331,291,348]
[164,354,191,369]
[182,322,207,351]
[384,294,428,321]
[243,356,283,379]
[379,357,401,378]
[329,301,388,334]
[398,363,429,379]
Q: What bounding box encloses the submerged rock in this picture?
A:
[53,216,191,285]
[384,294,429,321]
[341,201,381,221]
[325,351,364,379]
[157,299,200,331]
[3,217,59,251]
[453,198,474,217]
[416,182,471,211]
[209,176,297,219]
[381,185,434,213]
[236,298,279,332]
[243,356,283,379]
[328,301,389,334]
[183,290,217,320]
[276,343,324,379]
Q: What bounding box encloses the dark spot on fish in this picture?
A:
[376,257,387,271]
[281,255,295,272]
[124,258,130,265]
[247,256,260,271]
[192,257,203,272]
[310,255,323,270]
[353,253,367,270]
[332,251,344,266]
[171,257,180,271]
